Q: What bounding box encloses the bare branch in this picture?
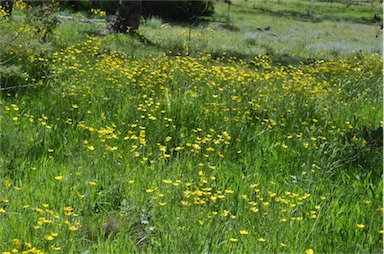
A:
[0,74,57,91]
[0,53,18,65]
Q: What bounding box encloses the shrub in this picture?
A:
[142,1,214,22]
[59,0,214,22]
[0,5,55,91]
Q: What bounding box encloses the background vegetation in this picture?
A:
[0,0,382,253]
[58,0,214,22]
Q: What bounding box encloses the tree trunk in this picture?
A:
[100,0,142,35]
[0,0,13,16]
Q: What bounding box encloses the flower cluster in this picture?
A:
[1,32,382,252]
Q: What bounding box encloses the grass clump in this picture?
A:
[144,16,164,29]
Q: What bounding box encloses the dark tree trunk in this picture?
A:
[0,0,13,16]
[67,0,79,12]
[100,0,142,35]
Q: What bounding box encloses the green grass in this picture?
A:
[0,1,383,253]
[134,0,383,61]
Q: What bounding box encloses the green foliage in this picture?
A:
[59,0,214,22]
[0,13,54,90]
[142,1,214,22]
[0,65,28,80]
[26,4,60,42]
[59,0,119,15]
[0,1,383,253]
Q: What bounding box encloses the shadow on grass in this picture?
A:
[86,24,328,67]
[206,49,330,67]
[86,29,155,47]
[95,29,329,66]
[131,32,156,46]
[247,6,378,25]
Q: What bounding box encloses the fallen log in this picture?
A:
[56,15,106,23]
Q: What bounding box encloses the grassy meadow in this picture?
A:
[0,0,383,253]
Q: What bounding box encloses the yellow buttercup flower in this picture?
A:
[240,230,248,235]
[305,249,314,254]
[229,238,238,242]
